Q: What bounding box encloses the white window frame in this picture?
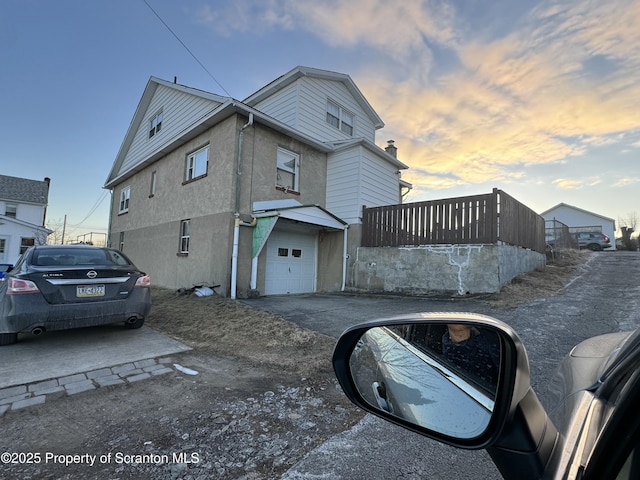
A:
[149,111,163,138]
[119,186,131,214]
[326,99,354,136]
[179,219,190,254]
[5,203,17,218]
[185,146,209,181]
[276,147,300,192]
[119,231,125,251]
[150,171,157,197]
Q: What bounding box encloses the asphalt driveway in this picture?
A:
[242,292,485,338]
[246,251,640,480]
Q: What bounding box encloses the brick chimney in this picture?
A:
[385,140,397,158]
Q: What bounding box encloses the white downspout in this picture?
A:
[231,113,254,300]
[341,225,349,291]
[250,256,258,290]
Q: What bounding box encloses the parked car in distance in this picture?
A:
[0,245,151,346]
[572,231,611,251]
[333,312,640,480]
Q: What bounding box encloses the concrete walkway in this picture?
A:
[1,324,190,389]
[0,324,191,416]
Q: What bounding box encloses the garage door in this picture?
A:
[265,229,317,295]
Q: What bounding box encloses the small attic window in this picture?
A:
[149,111,163,138]
[326,100,353,136]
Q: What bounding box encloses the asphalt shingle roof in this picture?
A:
[0,175,50,205]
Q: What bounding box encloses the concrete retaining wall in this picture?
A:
[349,244,545,295]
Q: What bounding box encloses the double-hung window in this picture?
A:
[119,187,130,214]
[179,219,190,254]
[149,111,163,138]
[20,237,34,255]
[326,100,354,136]
[276,147,300,192]
[186,146,209,181]
[5,203,17,218]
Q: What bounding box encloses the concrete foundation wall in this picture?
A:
[349,244,545,295]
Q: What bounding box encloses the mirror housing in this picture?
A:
[333,312,558,480]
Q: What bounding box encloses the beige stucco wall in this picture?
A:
[316,229,346,292]
[240,123,328,209]
[108,113,340,297]
[110,213,234,293]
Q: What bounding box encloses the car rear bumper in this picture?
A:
[0,288,151,334]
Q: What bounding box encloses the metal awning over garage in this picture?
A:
[249,200,348,294]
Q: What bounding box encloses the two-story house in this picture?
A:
[0,175,52,265]
[104,66,410,298]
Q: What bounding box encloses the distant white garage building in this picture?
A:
[541,203,616,250]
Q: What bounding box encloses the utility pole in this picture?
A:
[61,215,67,245]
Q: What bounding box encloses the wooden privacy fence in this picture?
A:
[362,188,546,253]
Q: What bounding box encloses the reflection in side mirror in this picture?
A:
[348,323,501,439]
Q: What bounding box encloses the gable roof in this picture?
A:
[332,138,409,170]
[105,77,230,188]
[0,175,50,205]
[540,203,615,223]
[243,66,384,129]
[105,68,403,189]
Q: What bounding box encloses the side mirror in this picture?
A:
[333,312,558,480]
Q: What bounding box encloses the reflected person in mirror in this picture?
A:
[442,324,500,386]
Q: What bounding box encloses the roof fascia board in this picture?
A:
[253,204,347,230]
[0,215,52,233]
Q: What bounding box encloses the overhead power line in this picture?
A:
[143,0,232,96]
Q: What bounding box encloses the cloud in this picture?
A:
[198,0,640,192]
[553,177,602,189]
[614,177,640,187]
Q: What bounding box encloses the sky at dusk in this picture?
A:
[1,0,639,242]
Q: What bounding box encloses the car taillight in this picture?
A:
[603,233,610,242]
[135,275,151,288]
[8,278,40,294]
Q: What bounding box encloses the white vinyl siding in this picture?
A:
[250,82,300,128]
[326,146,400,224]
[118,85,222,177]
[251,77,377,143]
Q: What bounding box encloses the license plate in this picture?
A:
[77,285,105,297]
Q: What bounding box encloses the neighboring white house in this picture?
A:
[104,66,412,298]
[0,175,52,264]
[540,203,616,250]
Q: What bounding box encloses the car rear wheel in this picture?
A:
[124,317,145,329]
[0,333,18,346]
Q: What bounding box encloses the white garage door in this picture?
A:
[265,229,317,295]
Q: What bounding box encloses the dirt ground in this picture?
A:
[0,249,588,480]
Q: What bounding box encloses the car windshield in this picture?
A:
[32,248,131,267]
